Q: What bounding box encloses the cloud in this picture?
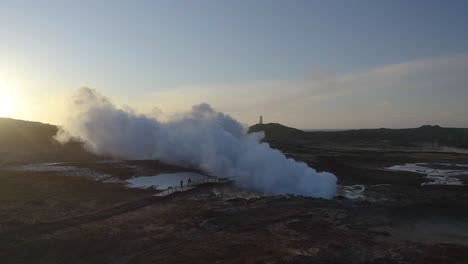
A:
[146,54,468,128]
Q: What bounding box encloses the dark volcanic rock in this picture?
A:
[248,123,305,139]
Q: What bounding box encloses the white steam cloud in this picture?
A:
[56,88,337,199]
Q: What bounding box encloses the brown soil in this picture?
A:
[1,141,468,263]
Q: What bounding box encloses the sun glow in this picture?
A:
[0,83,17,118]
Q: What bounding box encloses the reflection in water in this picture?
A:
[126,172,207,189]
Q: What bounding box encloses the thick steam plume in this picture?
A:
[56,88,337,199]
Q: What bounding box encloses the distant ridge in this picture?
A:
[2,117,467,150]
[248,122,468,148]
[0,117,99,162]
[248,123,305,139]
[305,125,468,148]
[0,117,58,149]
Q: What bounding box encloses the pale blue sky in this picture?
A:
[1,0,467,128]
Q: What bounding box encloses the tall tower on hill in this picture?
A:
[259,115,263,124]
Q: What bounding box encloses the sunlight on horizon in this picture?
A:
[0,84,16,118]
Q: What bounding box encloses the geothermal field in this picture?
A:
[4,1,468,263]
[0,91,467,263]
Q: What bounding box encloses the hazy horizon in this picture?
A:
[1,0,468,129]
[3,114,467,132]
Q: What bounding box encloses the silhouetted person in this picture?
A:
[180,180,183,189]
[188,178,192,185]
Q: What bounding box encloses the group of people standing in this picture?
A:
[180,178,192,189]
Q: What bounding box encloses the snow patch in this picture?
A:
[387,163,468,186]
[340,185,366,200]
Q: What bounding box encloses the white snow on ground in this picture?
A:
[431,163,468,168]
[126,172,207,190]
[340,185,366,200]
[387,163,468,186]
[338,184,394,201]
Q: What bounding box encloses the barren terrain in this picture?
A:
[1,121,468,263]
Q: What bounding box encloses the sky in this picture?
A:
[0,0,467,129]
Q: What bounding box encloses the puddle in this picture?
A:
[13,162,210,190]
[16,163,73,172]
[339,185,366,200]
[387,163,468,186]
[126,172,207,190]
[14,163,113,181]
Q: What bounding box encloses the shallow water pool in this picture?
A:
[126,172,207,190]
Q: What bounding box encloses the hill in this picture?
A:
[248,123,305,139]
[248,123,468,148]
[0,118,98,162]
[0,118,59,150]
[305,125,468,148]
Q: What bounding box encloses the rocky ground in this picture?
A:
[0,141,468,263]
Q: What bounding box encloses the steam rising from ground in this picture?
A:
[56,88,337,199]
